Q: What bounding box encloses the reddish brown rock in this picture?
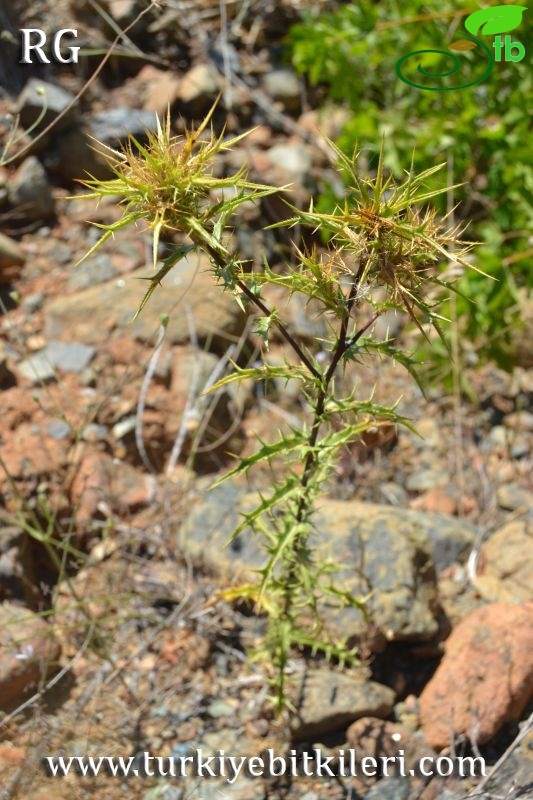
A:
[420,602,533,749]
[0,603,61,708]
[70,451,154,524]
[137,65,181,114]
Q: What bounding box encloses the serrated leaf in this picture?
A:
[229,477,303,542]
[258,515,309,601]
[203,364,308,396]
[465,5,527,36]
[133,245,194,319]
[255,313,278,349]
[211,433,306,488]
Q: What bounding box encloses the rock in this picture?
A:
[406,467,448,492]
[70,451,155,525]
[420,602,533,748]
[0,602,61,708]
[0,231,25,272]
[0,526,38,605]
[45,252,246,347]
[364,778,410,800]
[7,156,55,221]
[266,142,312,179]
[17,351,56,384]
[45,420,71,440]
[68,253,118,290]
[42,340,96,373]
[0,422,68,485]
[17,78,79,134]
[138,65,181,114]
[411,485,458,516]
[88,107,157,147]
[81,423,109,442]
[0,341,16,389]
[291,669,395,740]
[177,64,221,116]
[181,484,480,643]
[475,520,532,602]
[505,410,533,431]
[320,501,439,642]
[21,292,44,313]
[261,68,301,113]
[107,0,140,24]
[0,744,26,767]
[480,729,533,797]
[497,482,532,511]
[48,127,113,183]
[347,717,434,769]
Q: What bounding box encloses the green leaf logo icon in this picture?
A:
[465,5,527,36]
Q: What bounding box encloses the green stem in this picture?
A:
[280,264,378,615]
[200,241,321,380]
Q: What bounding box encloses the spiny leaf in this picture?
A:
[211,433,306,488]
[134,244,195,319]
[203,364,309,396]
[257,516,309,601]
[228,476,303,542]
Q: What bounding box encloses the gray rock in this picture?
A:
[364,777,410,800]
[21,292,44,313]
[7,156,55,221]
[266,143,312,179]
[292,669,395,740]
[45,420,71,440]
[17,351,56,384]
[497,482,532,511]
[68,254,118,290]
[402,508,477,573]
[49,126,113,183]
[261,68,301,112]
[17,78,79,134]
[88,107,157,146]
[405,467,448,492]
[43,340,95,373]
[180,485,477,643]
[82,423,109,442]
[206,699,234,718]
[481,748,533,797]
[510,439,529,459]
[45,252,245,347]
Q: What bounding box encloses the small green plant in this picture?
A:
[76,109,474,709]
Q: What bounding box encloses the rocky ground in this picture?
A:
[0,2,532,799]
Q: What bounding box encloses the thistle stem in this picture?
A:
[200,241,322,380]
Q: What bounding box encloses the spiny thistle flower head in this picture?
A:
[76,104,281,268]
[277,140,478,329]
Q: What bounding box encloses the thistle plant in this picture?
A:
[76,108,474,709]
